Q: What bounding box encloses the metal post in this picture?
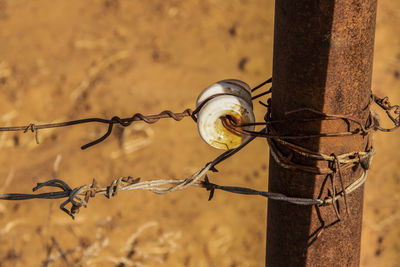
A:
[266,1,377,266]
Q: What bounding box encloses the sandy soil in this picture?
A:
[0,0,399,266]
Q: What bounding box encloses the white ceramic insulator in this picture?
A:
[196,80,255,150]
[196,79,253,109]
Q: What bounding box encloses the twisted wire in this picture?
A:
[0,77,398,222]
[0,109,193,149]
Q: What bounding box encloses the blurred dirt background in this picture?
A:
[0,0,399,266]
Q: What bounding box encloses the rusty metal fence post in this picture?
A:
[266,1,377,266]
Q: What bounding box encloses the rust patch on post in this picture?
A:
[266,1,377,266]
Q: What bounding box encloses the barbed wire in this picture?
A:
[2,109,194,150]
[0,141,371,219]
[0,134,256,219]
[0,78,398,223]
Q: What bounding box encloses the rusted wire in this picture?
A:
[222,108,375,139]
[0,150,370,219]
[267,138,375,174]
[0,109,193,149]
[0,136,257,219]
[0,77,274,150]
[0,77,398,221]
[0,79,273,149]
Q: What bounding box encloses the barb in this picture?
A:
[372,94,400,132]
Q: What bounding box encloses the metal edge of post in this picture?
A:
[266,1,377,266]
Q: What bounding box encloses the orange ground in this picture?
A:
[0,1,399,266]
